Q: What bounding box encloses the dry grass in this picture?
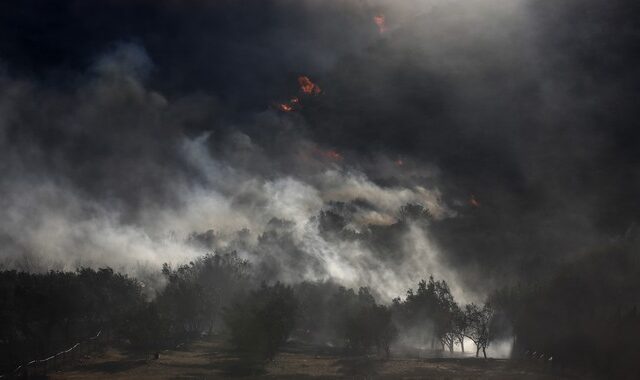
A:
[48,339,565,379]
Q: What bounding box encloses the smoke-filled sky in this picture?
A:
[0,0,638,301]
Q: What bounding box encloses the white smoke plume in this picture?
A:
[0,43,472,302]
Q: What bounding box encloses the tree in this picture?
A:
[397,276,457,351]
[399,203,433,223]
[223,282,297,360]
[451,305,469,353]
[158,252,251,340]
[465,303,494,358]
[0,267,145,372]
[342,302,397,357]
[122,302,169,351]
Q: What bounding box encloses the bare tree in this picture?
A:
[464,303,494,358]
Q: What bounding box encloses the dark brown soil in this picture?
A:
[48,339,567,379]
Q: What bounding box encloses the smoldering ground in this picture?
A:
[0,0,639,302]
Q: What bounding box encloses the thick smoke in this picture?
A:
[1,0,639,300]
[0,42,463,300]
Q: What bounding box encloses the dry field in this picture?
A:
[48,339,567,379]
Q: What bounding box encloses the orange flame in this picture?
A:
[373,14,387,34]
[298,76,322,95]
[276,96,302,112]
[277,103,293,112]
[469,194,480,208]
[316,149,343,161]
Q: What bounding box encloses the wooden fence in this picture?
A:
[0,330,102,379]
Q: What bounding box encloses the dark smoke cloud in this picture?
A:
[0,0,638,298]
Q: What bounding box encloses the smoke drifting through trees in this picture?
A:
[0,253,496,374]
[5,243,639,377]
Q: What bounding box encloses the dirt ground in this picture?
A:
[48,339,566,379]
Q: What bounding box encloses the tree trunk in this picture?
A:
[460,338,465,353]
[482,347,487,359]
[476,346,480,357]
[64,318,71,346]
